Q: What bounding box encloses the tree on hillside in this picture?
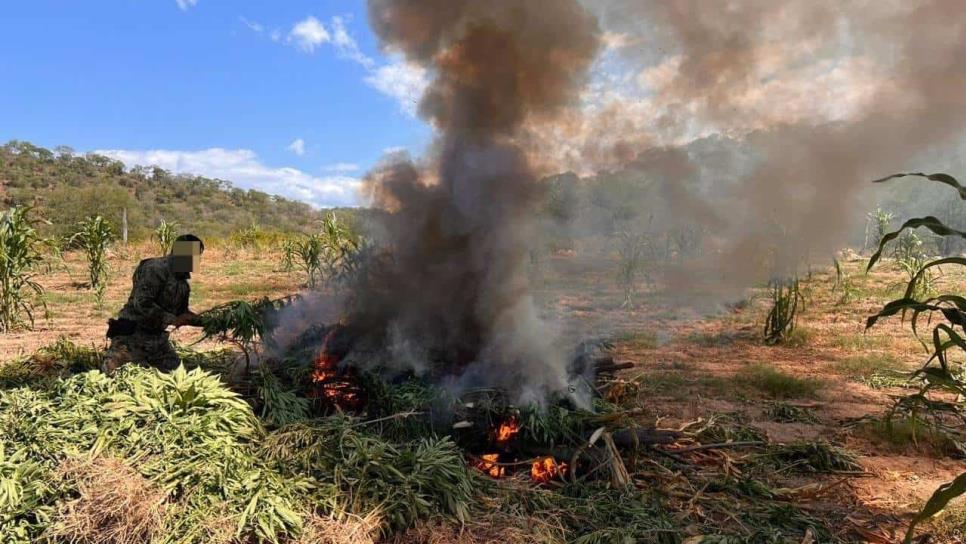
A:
[45,184,141,241]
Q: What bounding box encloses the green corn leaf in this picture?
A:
[868,219,966,271]
[874,172,966,200]
[905,471,966,543]
[902,257,966,300]
[865,298,938,329]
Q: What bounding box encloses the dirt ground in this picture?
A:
[3,242,966,541]
[538,251,966,542]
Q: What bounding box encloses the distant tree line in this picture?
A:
[0,140,364,242]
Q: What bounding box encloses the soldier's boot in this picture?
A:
[101,342,131,375]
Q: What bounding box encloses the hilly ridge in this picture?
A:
[0,140,330,240]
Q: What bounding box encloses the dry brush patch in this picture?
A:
[45,456,166,544]
[297,511,382,544]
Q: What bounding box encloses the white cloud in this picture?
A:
[239,16,263,34]
[250,13,428,117]
[364,57,429,117]
[330,16,376,70]
[175,0,197,11]
[95,148,361,208]
[322,162,360,173]
[287,138,306,156]
[288,16,330,53]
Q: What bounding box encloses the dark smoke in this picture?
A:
[314,0,966,401]
[356,0,601,402]
[579,0,966,297]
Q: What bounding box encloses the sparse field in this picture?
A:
[2,245,966,543]
[0,242,303,360]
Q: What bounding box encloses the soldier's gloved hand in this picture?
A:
[173,312,198,328]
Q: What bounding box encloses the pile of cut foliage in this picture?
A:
[0,333,865,543]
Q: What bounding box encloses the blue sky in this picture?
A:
[0,0,432,207]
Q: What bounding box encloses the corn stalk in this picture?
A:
[864,172,966,543]
[763,277,804,345]
[291,213,360,289]
[154,219,179,254]
[864,207,894,252]
[68,216,114,302]
[0,207,50,332]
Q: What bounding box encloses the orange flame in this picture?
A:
[495,417,520,444]
[473,453,505,478]
[309,329,360,409]
[531,457,567,483]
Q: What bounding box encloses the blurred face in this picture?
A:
[171,240,202,273]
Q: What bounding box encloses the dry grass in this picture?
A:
[923,500,966,542]
[297,511,381,544]
[44,456,166,544]
[189,504,243,544]
[391,514,565,544]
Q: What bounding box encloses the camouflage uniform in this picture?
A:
[104,256,191,373]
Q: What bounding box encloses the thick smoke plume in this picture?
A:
[580,1,966,295]
[357,0,601,402]
[327,0,966,400]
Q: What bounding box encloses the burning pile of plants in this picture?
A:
[0,315,872,542]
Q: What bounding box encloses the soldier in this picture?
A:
[103,234,205,373]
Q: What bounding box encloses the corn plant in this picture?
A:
[864,172,966,543]
[292,234,325,288]
[230,223,268,249]
[318,212,360,287]
[154,218,179,254]
[279,238,298,272]
[291,213,360,289]
[68,216,114,304]
[832,258,860,306]
[864,207,894,252]
[763,277,805,345]
[665,226,702,261]
[0,207,50,332]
